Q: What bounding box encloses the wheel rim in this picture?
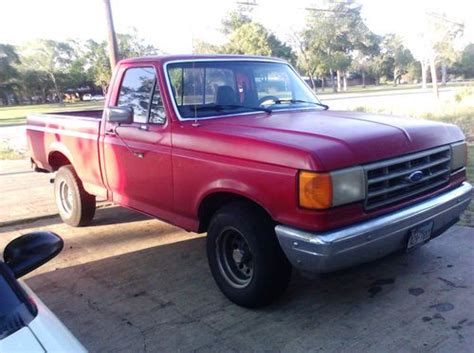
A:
[58,179,74,216]
[216,227,254,289]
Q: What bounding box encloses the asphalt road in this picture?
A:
[0,160,473,352]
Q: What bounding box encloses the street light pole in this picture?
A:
[103,0,119,69]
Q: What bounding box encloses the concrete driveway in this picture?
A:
[1,160,473,352]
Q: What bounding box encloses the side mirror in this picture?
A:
[3,231,63,278]
[105,106,134,124]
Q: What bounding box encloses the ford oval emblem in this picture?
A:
[406,170,424,183]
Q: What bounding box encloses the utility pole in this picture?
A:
[103,0,119,69]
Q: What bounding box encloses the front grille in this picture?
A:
[364,146,451,210]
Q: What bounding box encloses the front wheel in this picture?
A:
[206,202,292,308]
[54,165,96,227]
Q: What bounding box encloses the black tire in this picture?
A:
[206,202,292,308]
[54,165,96,227]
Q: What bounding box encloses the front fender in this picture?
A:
[194,178,273,218]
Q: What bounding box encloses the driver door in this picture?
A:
[101,65,173,218]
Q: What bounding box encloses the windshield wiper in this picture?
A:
[270,99,329,110]
[195,104,271,113]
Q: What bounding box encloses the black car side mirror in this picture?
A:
[105,106,134,124]
[3,231,63,278]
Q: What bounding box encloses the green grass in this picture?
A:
[0,101,103,126]
[419,107,474,144]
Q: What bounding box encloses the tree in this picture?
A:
[20,40,73,103]
[267,33,296,65]
[352,33,381,87]
[409,13,464,97]
[18,69,53,103]
[292,32,324,91]
[84,32,160,94]
[300,1,376,92]
[221,9,252,35]
[84,40,112,95]
[454,43,474,78]
[223,22,294,62]
[65,40,94,89]
[430,15,464,85]
[0,44,20,104]
[381,34,415,86]
[224,23,271,56]
[193,39,221,54]
[215,9,296,63]
[367,52,394,84]
[117,30,160,58]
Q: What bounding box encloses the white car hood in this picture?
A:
[0,326,45,352]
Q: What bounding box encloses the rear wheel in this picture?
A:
[207,202,292,308]
[54,165,96,227]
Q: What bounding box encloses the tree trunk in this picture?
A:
[336,70,341,92]
[421,60,427,90]
[330,69,336,93]
[308,73,316,93]
[441,62,447,86]
[321,77,325,92]
[49,72,63,104]
[362,71,366,88]
[393,67,398,86]
[343,72,347,92]
[429,57,439,99]
[41,88,47,103]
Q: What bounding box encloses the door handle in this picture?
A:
[105,128,116,136]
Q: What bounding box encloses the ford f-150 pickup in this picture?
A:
[27,55,472,308]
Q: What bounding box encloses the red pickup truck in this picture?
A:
[27,55,472,307]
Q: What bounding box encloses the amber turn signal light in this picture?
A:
[299,171,333,209]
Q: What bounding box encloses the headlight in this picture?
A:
[299,167,366,209]
[451,141,467,171]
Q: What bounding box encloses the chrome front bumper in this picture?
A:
[275,182,472,273]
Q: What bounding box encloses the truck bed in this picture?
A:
[26,110,106,197]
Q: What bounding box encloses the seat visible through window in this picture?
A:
[215,85,237,105]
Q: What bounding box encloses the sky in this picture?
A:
[1,0,473,55]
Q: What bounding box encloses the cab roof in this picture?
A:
[118,54,287,65]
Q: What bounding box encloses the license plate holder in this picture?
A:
[407,221,433,251]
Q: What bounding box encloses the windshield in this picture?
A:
[166,60,325,119]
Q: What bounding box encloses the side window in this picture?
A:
[117,67,156,123]
[149,82,166,124]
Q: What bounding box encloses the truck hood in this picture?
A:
[197,109,464,170]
